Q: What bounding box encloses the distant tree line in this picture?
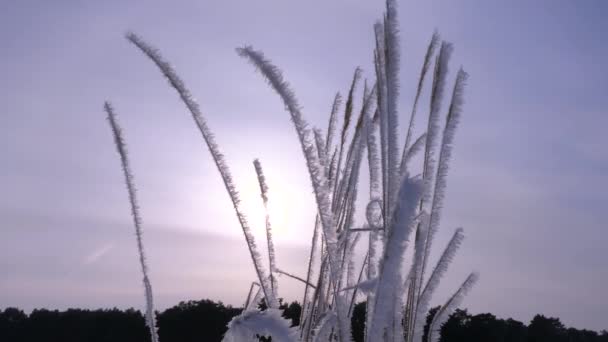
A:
[1,299,606,342]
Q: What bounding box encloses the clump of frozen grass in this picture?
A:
[104,0,477,340]
[223,308,298,342]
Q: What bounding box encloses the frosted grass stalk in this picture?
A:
[237,46,351,341]
[365,113,382,335]
[346,252,369,316]
[401,32,439,174]
[247,286,263,311]
[126,33,276,308]
[368,176,423,341]
[341,69,362,149]
[366,110,382,200]
[422,42,452,189]
[332,68,362,214]
[300,217,320,337]
[335,121,367,237]
[304,255,330,340]
[244,282,260,309]
[326,92,343,157]
[404,213,429,340]
[336,82,375,228]
[413,228,464,342]
[427,272,478,342]
[275,268,316,288]
[402,133,427,173]
[312,312,337,342]
[384,0,402,216]
[104,102,158,342]
[111,1,479,339]
[253,159,278,298]
[419,68,467,295]
[373,22,390,230]
[314,128,328,166]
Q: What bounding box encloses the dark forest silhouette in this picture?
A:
[1,299,606,342]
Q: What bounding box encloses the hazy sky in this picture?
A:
[1,0,607,332]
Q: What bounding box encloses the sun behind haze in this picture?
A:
[1,0,607,332]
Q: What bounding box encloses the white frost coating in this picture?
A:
[237,46,351,341]
[312,312,337,342]
[223,309,297,342]
[300,216,320,335]
[314,128,328,167]
[421,41,452,200]
[332,69,362,218]
[419,67,467,297]
[368,176,423,341]
[347,253,369,318]
[404,212,430,339]
[336,82,375,226]
[275,268,316,288]
[365,211,383,339]
[253,159,270,204]
[374,22,390,231]
[336,291,353,342]
[126,33,276,308]
[401,133,427,176]
[342,232,361,307]
[335,110,371,315]
[384,0,402,217]
[113,1,478,340]
[365,112,382,339]
[253,159,279,300]
[413,44,454,335]
[401,32,440,171]
[236,46,334,254]
[313,257,331,323]
[247,286,263,311]
[391,293,405,342]
[340,68,362,150]
[244,282,260,309]
[325,92,343,156]
[422,41,453,189]
[327,147,340,195]
[104,103,159,342]
[413,228,464,342]
[366,117,382,199]
[336,122,367,244]
[427,272,478,342]
[341,277,377,295]
[333,134,360,226]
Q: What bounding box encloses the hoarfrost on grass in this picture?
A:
[104,0,477,341]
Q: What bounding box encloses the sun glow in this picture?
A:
[239,173,293,240]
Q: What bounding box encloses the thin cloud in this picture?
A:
[82,243,115,265]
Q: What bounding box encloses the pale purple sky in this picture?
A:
[1,0,607,332]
